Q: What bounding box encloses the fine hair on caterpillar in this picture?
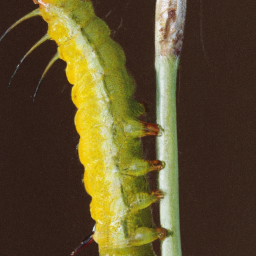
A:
[1,1,168,255]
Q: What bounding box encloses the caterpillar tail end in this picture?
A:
[70,232,94,256]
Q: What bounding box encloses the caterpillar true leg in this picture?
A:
[8,34,50,87]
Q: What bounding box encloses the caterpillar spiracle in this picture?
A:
[1,1,167,255]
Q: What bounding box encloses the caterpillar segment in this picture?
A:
[1,0,168,255]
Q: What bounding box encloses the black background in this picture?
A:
[1,1,256,255]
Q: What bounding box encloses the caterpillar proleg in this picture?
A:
[1,1,167,255]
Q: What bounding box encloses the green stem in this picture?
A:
[155,1,186,256]
[156,56,180,256]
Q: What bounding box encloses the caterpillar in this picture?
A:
[1,1,167,255]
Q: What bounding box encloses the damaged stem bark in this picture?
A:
[155,1,186,256]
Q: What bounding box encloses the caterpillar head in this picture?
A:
[33,0,65,5]
[33,0,89,6]
[33,0,94,30]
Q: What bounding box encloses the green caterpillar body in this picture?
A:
[4,0,166,255]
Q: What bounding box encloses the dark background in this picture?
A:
[1,0,256,255]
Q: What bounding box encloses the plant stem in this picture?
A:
[156,56,180,256]
[155,1,186,256]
